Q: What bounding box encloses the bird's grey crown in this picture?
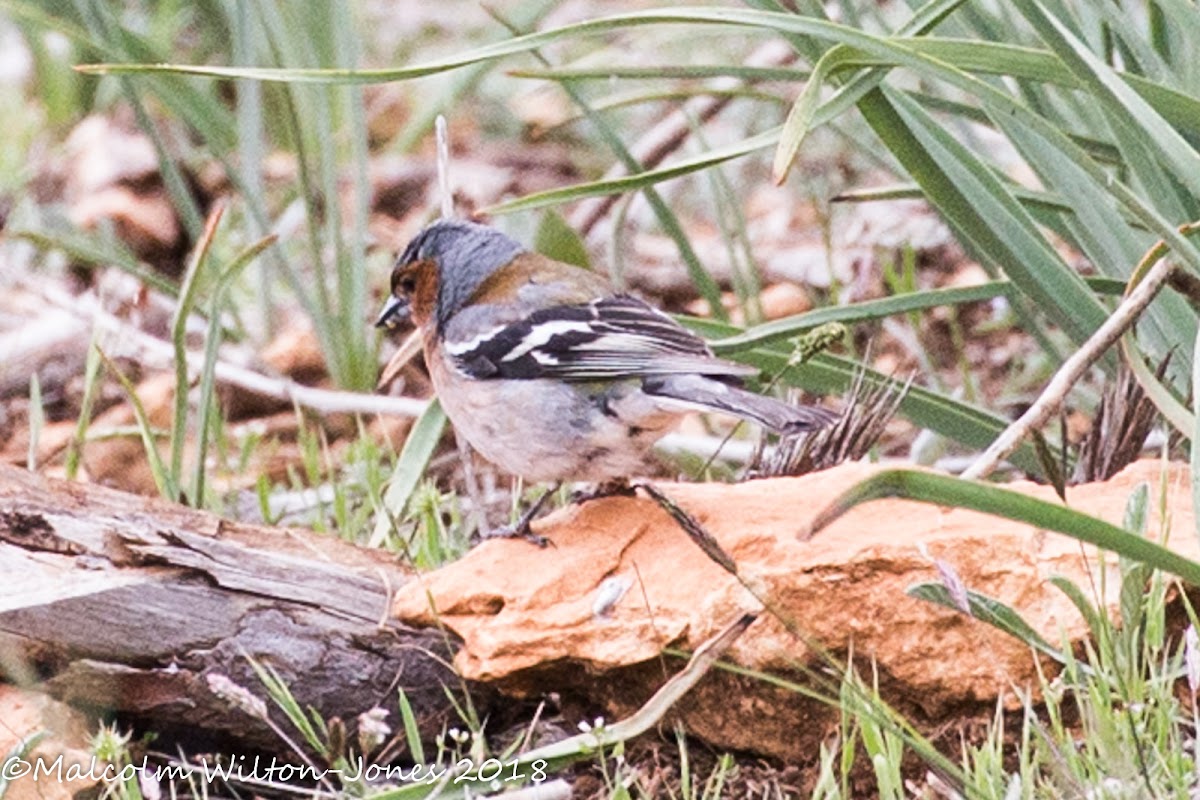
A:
[399,219,525,331]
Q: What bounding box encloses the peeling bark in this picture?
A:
[0,464,466,753]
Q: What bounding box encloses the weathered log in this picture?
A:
[0,464,468,754]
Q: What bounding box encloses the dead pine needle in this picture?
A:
[638,483,739,577]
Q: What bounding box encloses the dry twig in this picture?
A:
[962,257,1174,480]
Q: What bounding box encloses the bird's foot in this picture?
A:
[481,483,560,547]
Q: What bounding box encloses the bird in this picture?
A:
[376,218,835,536]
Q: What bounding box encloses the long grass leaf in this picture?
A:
[909,583,1070,663]
[811,470,1200,585]
[370,401,448,549]
[709,282,1017,352]
[192,235,278,504]
[96,349,176,500]
[510,64,809,82]
[774,0,967,182]
[1048,575,1106,644]
[863,88,1108,347]
[1193,331,1200,545]
[1011,0,1200,201]
[8,226,178,297]
[484,127,778,216]
[170,204,225,501]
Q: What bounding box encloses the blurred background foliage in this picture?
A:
[5,0,1197,461]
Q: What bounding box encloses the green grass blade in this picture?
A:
[836,182,1063,216]
[8,226,179,298]
[64,334,103,480]
[170,205,225,501]
[774,0,967,182]
[484,127,779,216]
[192,235,278,505]
[774,46,840,182]
[1048,575,1106,644]
[535,209,590,269]
[1193,331,1200,546]
[96,348,177,500]
[544,85,785,130]
[396,689,426,764]
[510,64,809,82]
[909,583,1068,662]
[812,37,1200,139]
[0,731,49,800]
[811,470,1200,585]
[862,87,1108,347]
[1011,0,1200,201]
[370,400,448,549]
[708,282,1016,353]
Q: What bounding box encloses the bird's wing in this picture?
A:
[445,295,757,381]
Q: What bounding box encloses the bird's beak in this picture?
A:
[375,294,411,329]
[377,329,423,389]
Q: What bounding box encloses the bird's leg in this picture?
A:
[482,482,562,547]
[454,428,490,536]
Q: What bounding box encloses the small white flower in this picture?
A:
[138,772,162,800]
[205,673,268,721]
[1083,777,1127,800]
[357,707,391,752]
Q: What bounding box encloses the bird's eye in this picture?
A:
[399,276,416,294]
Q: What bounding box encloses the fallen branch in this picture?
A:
[0,464,465,753]
[961,256,1174,481]
[40,283,428,419]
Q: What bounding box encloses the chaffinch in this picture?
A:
[376,218,835,486]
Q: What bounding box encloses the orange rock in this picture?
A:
[393,460,1194,759]
[0,686,99,800]
[759,282,813,319]
[260,323,326,385]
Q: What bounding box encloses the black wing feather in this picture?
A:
[446,295,753,381]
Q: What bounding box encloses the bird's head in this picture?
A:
[375,219,524,332]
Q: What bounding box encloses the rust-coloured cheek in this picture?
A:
[392,259,440,329]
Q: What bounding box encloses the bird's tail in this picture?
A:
[643,374,836,434]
